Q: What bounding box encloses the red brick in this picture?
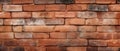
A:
[54,26,77,32]
[3,5,22,11]
[97,26,116,32]
[38,39,87,46]
[46,47,66,51]
[89,40,107,46]
[0,5,2,11]
[107,40,120,47]
[109,4,120,11]
[79,26,96,32]
[4,40,19,46]
[24,26,54,32]
[46,19,64,25]
[67,32,78,39]
[0,19,3,25]
[67,47,86,51]
[4,19,25,25]
[0,26,12,32]
[0,33,13,39]
[23,5,45,11]
[46,5,66,11]
[12,12,31,18]
[67,4,87,11]
[75,0,95,3]
[13,26,22,32]
[96,0,116,4]
[50,32,66,39]
[33,33,49,39]
[12,0,33,4]
[66,18,85,25]
[15,33,32,38]
[55,12,76,18]
[0,12,11,18]
[77,12,97,18]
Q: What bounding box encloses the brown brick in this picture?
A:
[0,33,13,39]
[12,12,31,18]
[13,26,22,32]
[23,5,45,11]
[33,33,49,39]
[89,40,107,46]
[50,32,66,39]
[3,5,22,11]
[24,26,54,32]
[34,0,55,4]
[12,0,33,4]
[46,4,66,11]
[46,47,66,51]
[15,33,32,38]
[46,19,64,25]
[55,12,76,18]
[67,47,86,51]
[4,19,25,25]
[75,0,95,3]
[77,12,97,18]
[67,32,78,39]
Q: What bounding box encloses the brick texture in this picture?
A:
[0,0,120,51]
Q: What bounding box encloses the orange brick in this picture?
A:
[23,5,45,11]
[13,26,22,32]
[12,0,33,4]
[0,33,13,39]
[50,32,66,38]
[67,32,78,39]
[0,26,12,32]
[67,47,86,51]
[55,12,76,18]
[12,12,31,18]
[0,12,11,18]
[24,26,54,32]
[66,19,85,25]
[79,26,96,32]
[107,40,120,47]
[67,4,87,11]
[109,4,120,11]
[89,40,107,46]
[0,5,2,11]
[75,0,95,3]
[54,26,77,32]
[3,5,22,11]
[33,33,49,39]
[46,4,66,11]
[97,26,116,32]
[96,0,116,4]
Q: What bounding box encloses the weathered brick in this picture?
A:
[13,46,24,51]
[109,4,120,11]
[36,47,46,51]
[67,32,78,39]
[86,19,119,25]
[66,19,85,25]
[34,0,55,4]
[38,39,87,46]
[24,26,54,32]
[75,0,95,3]
[33,33,49,39]
[0,12,11,18]
[98,47,115,51]
[13,26,22,32]
[97,26,116,32]
[67,4,87,11]
[12,12,31,18]
[46,19,64,25]
[77,12,97,18]
[46,5,66,11]
[32,12,46,18]
[89,40,107,46]
[0,26,12,32]
[4,40,19,46]
[87,47,98,51]
[79,26,96,32]
[3,5,22,11]
[12,0,33,4]
[26,19,45,26]
[96,0,116,4]
[0,33,13,39]
[50,32,66,39]
[4,19,25,25]
[0,19,3,25]
[55,12,76,18]
[46,47,66,51]
[0,45,8,51]
[67,47,86,51]
[88,4,108,11]
[0,5,2,11]
[56,0,75,4]
[15,33,32,38]
[0,0,11,4]
[54,26,77,32]
[117,0,120,3]
[23,5,45,11]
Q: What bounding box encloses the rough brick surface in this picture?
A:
[0,0,120,51]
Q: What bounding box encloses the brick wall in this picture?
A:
[0,0,120,51]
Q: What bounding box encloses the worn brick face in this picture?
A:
[3,5,22,11]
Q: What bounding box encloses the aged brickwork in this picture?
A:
[0,0,119,51]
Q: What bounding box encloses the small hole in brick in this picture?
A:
[13,46,24,51]
[60,0,75,4]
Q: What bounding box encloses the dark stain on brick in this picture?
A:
[87,47,98,51]
[13,46,24,51]
[0,0,11,3]
[4,40,19,46]
[118,48,120,51]
[88,4,108,11]
[117,0,120,3]
[59,0,75,4]
[0,45,8,51]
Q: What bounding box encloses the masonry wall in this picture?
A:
[0,0,120,51]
